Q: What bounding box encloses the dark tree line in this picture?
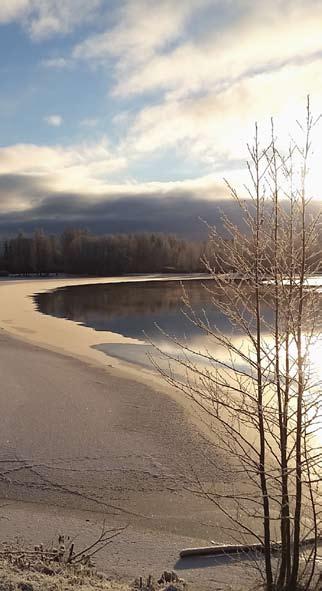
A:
[1,227,320,278]
[0,229,208,276]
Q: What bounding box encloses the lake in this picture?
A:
[34,276,322,377]
[34,278,228,368]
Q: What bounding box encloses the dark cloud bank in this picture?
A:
[0,174,245,239]
[0,174,320,239]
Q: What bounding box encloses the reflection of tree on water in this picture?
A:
[36,280,213,317]
[35,280,322,346]
[35,280,221,340]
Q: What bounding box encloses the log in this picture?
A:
[180,543,266,558]
[180,536,322,559]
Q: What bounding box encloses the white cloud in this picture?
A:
[70,0,322,102]
[1,0,322,205]
[32,1,104,39]
[80,118,99,128]
[119,56,322,202]
[73,0,211,64]
[0,0,30,23]
[0,139,127,197]
[41,57,69,68]
[104,1,322,98]
[126,60,322,153]
[0,0,104,39]
[0,137,229,219]
[70,1,322,188]
[44,114,63,127]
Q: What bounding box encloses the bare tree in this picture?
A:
[152,98,322,591]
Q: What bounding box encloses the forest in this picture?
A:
[0,229,208,276]
[1,226,321,278]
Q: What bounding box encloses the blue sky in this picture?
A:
[0,0,322,235]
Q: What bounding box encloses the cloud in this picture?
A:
[0,165,321,239]
[80,118,99,128]
[0,0,104,39]
[73,0,205,64]
[0,140,127,194]
[73,1,322,98]
[0,172,233,238]
[1,0,322,239]
[41,57,69,68]
[0,0,30,23]
[0,136,232,237]
[44,114,63,127]
[123,59,322,165]
[70,0,322,191]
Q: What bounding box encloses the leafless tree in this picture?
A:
[152,98,322,591]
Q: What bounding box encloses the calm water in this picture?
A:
[35,278,257,369]
[35,279,232,339]
[34,277,322,374]
[34,279,225,366]
[34,277,322,459]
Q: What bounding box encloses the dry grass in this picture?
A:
[0,558,128,591]
[0,538,187,591]
[0,534,127,591]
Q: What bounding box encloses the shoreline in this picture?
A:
[0,499,249,590]
[0,274,214,434]
[0,273,210,385]
[0,276,237,587]
[0,275,218,523]
[0,274,257,588]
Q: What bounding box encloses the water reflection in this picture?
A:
[34,279,322,368]
[35,278,322,434]
[34,278,322,460]
[35,280,225,341]
[34,280,257,369]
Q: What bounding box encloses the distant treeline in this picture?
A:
[0,229,209,276]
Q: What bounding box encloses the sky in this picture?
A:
[0,0,322,237]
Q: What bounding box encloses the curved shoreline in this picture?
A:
[0,327,228,589]
[0,273,217,524]
[0,273,214,434]
[0,273,209,381]
[0,273,236,589]
[0,274,259,588]
[0,274,151,375]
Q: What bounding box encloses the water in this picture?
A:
[34,277,322,449]
[34,279,229,367]
[34,276,322,374]
[35,279,231,339]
